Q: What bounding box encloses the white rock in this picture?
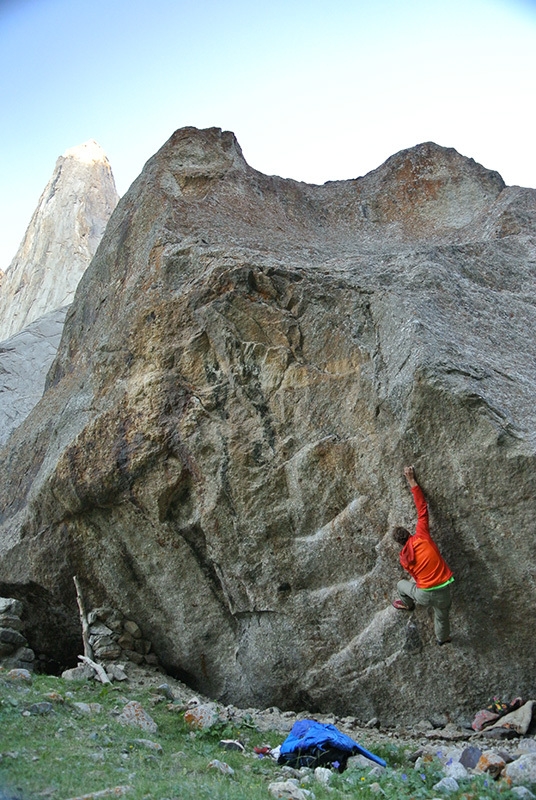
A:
[5,668,32,682]
[184,702,220,730]
[444,761,468,780]
[432,776,459,793]
[347,754,374,770]
[487,701,535,736]
[0,598,23,616]
[105,664,128,682]
[369,783,385,796]
[504,754,536,785]
[72,702,102,714]
[517,739,536,754]
[438,747,464,764]
[368,765,386,778]
[268,781,311,800]
[62,663,95,681]
[314,767,332,784]
[208,759,234,775]
[511,787,536,798]
[116,701,158,733]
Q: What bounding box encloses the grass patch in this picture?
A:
[0,672,530,800]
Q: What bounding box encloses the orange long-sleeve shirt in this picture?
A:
[399,485,453,589]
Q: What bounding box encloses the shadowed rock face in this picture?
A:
[1,127,536,722]
[0,308,68,447]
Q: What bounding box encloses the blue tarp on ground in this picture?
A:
[279,719,386,768]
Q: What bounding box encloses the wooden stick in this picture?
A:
[73,575,94,660]
[79,655,112,685]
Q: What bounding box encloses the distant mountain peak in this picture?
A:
[0,140,119,341]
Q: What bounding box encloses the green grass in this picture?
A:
[0,673,530,800]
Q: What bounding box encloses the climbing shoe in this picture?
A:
[392,599,410,610]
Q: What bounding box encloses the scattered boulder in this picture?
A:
[516,739,536,754]
[116,700,158,733]
[44,690,64,703]
[443,760,468,780]
[105,664,128,682]
[459,745,482,769]
[504,753,536,786]
[475,749,506,778]
[432,776,459,793]
[348,754,377,770]
[487,701,535,736]
[152,683,174,701]
[208,759,235,775]
[268,780,310,800]
[27,701,53,715]
[72,702,103,715]
[62,663,96,681]
[184,702,221,730]
[511,787,536,799]
[314,766,332,784]
[4,667,32,683]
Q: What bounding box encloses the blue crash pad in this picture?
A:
[279,719,386,767]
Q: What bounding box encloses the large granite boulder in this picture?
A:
[1,128,536,723]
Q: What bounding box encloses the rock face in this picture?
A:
[0,140,119,341]
[0,307,68,447]
[1,127,536,724]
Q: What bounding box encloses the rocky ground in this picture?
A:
[2,659,536,800]
[3,599,536,798]
[59,661,536,796]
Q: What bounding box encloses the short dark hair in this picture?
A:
[392,526,410,546]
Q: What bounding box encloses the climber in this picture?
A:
[392,465,454,645]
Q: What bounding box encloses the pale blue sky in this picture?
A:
[1,0,535,272]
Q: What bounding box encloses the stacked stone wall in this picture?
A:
[86,606,158,667]
[0,597,158,676]
[0,597,35,671]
